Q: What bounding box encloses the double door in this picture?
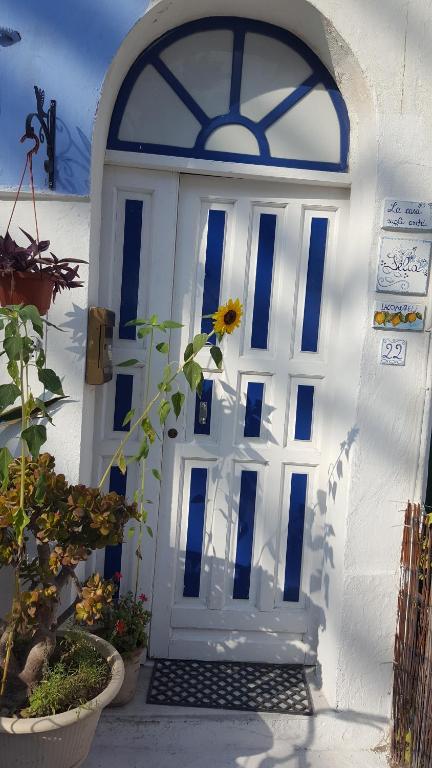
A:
[96,166,348,662]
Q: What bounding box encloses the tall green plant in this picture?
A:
[101,298,243,597]
[0,305,137,709]
[0,304,63,697]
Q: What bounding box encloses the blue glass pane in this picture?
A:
[283,473,307,602]
[294,385,314,441]
[113,374,133,432]
[244,382,264,438]
[183,468,208,597]
[201,210,226,335]
[233,470,258,600]
[104,466,127,583]
[301,218,329,352]
[194,380,213,435]
[251,213,276,349]
[119,199,143,340]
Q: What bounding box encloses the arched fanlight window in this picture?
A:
[108,18,349,172]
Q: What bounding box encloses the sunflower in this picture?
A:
[212,298,243,335]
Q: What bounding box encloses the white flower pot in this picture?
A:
[109,645,147,707]
[0,634,124,768]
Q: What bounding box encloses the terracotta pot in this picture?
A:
[0,272,55,315]
[0,634,124,768]
[109,645,146,707]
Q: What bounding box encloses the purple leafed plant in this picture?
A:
[0,229,86,298]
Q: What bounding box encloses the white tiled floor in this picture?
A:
[82,664,390,768]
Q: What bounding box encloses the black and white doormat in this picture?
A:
[147,659,313,715]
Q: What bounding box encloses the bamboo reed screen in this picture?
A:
[392,502,432,767]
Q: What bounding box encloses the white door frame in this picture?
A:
[91,155,350,665]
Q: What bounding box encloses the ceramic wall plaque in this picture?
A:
[382,200,432,231]
[380,338,407,366]
[373,301,425,331]
[376,237,431,294]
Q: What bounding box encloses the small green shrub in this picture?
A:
[24,632,110,717]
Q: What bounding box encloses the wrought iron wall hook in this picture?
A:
[25,85,56,189]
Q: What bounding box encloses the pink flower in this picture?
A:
[113,571,123,583]
[139,593,148,602]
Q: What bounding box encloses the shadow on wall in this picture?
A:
[56,118,91,195]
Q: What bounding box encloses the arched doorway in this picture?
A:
[93,17,351,662]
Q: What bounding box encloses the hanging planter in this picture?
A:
[0,270,55,315]
[0,132,85,315]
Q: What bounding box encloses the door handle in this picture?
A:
[199,401,208,425]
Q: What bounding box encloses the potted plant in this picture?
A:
[95,576,151,707]
[0,229,85,315]
[0,304,138,768]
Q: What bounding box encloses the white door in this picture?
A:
[150,174,349,663]
[94,167,348,663]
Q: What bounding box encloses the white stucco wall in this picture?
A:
[1,0,431,748]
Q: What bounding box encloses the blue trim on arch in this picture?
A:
[196,114,270,157]
[153,57,209,126]
[107,17,350,173]
[229,28,245,113]
[258,72,321,131]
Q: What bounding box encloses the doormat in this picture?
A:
[147,659,313,715]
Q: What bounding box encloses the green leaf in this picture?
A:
[4,335,22,361]
[135,437,149,461]
[171,391,185,419]
[19,305,43,337]
[128,527,136,540]
[152,468,161,481]
[0,446,13,490]
[118,359,139,367]
[7,359,19,386]
[38,368,64,396]
[210,345,223,370]
[125,318,148,327]
[117,452,127,474]
[21,424,47,459]
[122,409,135,427]
[156,342,169,354]
[162,320,183,329]
[193,333,208,354]
[146,525,153,538]
[0,383,20,412]
[142,417,156,444]
[158,363,175,391]
[137,326,152,338]
[0,395,67,425]
[183,360,202,392]
[22,336,34,364]
[35,349,46,370]
[158,399,171,425]
[183,342,193,362]
[149,314,158,325]
[35,472,47,504]
[13,507,30,545]
[196,373,204,398]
